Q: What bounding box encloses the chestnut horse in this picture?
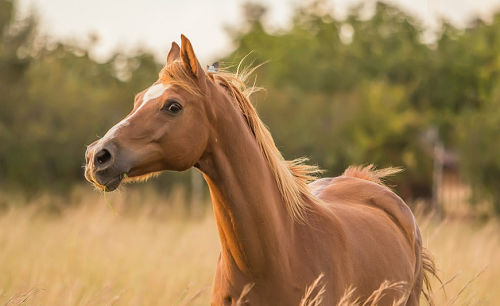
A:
[84,35,436,306]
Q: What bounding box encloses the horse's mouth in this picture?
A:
[87,172,126,192]
[102,174,125,192]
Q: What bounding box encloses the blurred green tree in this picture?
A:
[225,1,435,200]
[2,0,500,213]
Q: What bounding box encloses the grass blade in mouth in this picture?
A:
[104,190,119,219]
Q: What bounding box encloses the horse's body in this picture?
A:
[84,35,434,306]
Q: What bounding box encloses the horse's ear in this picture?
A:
[166,41,180,65]
[180,34,204,79]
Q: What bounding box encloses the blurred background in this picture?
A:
[2,0,500,216]
[1,0,500,305]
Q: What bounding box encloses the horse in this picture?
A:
[84,35,436,306]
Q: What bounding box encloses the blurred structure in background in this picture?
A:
[1,0,500,216]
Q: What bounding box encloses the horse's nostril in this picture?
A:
[95,149,112,165]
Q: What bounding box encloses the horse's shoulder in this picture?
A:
[311,176,417,245]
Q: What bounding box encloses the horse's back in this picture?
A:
[309,176,422,304]
[312,175,417,247]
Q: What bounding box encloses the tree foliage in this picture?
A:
[224,1,500,206]
[0,0,164,192]
[2,0,500,211]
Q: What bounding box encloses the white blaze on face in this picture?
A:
[101,83,170,140]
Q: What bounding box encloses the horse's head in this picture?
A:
[85,35,216,191]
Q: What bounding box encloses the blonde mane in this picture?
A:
[342,164,403,188]
[160,61,324,223]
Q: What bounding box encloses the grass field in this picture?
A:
[0,185,499,305]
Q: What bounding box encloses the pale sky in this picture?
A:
[16,0,500,63]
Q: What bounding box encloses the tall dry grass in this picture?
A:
[0,186,218,306]
[0,186,499,305]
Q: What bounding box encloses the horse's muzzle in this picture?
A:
[85,140,126,191]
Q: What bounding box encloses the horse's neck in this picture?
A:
[198,106,294,278]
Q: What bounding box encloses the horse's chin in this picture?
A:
[89,171,162,191]
[103,175,123,191]
[88,174,125,192]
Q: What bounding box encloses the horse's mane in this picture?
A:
[342,164,403,188]
[159,60,324,223]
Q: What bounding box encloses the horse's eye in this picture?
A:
[163,101,182,114]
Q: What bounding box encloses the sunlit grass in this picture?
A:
[419,215,500,305]
[103,190,119,219]
[0,186,498,305]
[0,186,218,306]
